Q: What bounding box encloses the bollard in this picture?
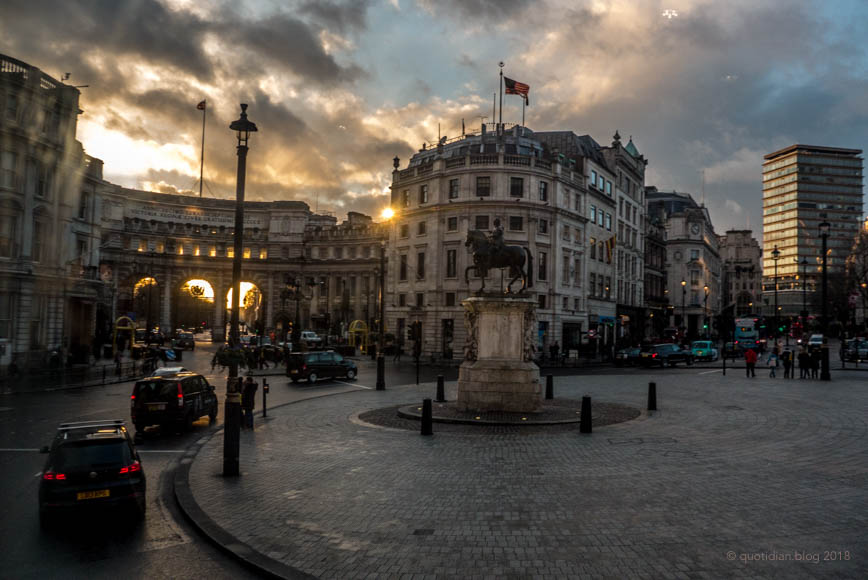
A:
[262,379,268,418]
[579,396,592,434]
[545,375,554,400]
[436,375,445,402]
[647,382,657,411]
[421,398,433,436]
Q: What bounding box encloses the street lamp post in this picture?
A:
[771,245,780,341]
[819,221,831,381]
[703,285,709,339]
[376,240,386,390]
[681,279,687,340]
[224,104,257,476]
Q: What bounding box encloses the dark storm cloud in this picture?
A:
[300,0,371,34]
[417,0,533,20]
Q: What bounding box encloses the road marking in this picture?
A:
[334,380,372,390]
[138,449,186,453]
[0,448,39,452]
[698,369,721,375]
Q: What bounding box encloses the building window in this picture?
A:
[336,247,344,259]
[399,223,409,238]
[398,293,407,307]
[209,245,216,257]
[445,292,456,307]
[562,225,570,240]
[419,184,429,204]
[259,248,267,259]
[589,238,596,260]
[605,213,612,231]
[449,179,459,199]
[447,216,458,231]
[399,255,408,281]
[605,180,612,195]
[0,214,16,258]
[690,249,700,261]
[5,94,18,121]
[538,219,548,234]
[475,215,489,230]
[597,211,604,227]
[574,258,581,286]
[418,221,427,236]
[1,151,17,189]
[227,247,235,258]
[589,273,596,296]
[509,177,524,197]
[0,294,11,338]
[591,170,597,188]
[539,181,548,202]
[416,293,424,307]
[598,242,604,262]
[476,176,491,196]
[508,216,523,231]
[598,175,604,189]
[538,251,547,280]
[563,255,570,284]
[446,249,457,278]
[574,297,580,310]
[401,189,410,207]
[538,294,547,309]
[417,252,426,279]
[605,277,612,298]
[590,205,596,223]
[31,219,44,262]
[78,192,90,219]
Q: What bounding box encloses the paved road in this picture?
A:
[0,340,475,579]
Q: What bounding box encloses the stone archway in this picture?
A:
[226,281,264,334]
[131,276,161,331]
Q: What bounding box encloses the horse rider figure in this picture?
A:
[488,218,505,255]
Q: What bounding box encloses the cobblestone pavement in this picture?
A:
[181,372,868,579]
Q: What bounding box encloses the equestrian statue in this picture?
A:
[464,218,533,293]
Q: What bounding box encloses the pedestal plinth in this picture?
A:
[457,295,540,412]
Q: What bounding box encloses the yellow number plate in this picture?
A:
[77,489,110,500]
[290,369,298,374]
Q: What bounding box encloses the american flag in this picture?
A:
[196,100,206,110]
[504,77,529,105]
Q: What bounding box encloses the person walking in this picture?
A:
[768,348,779,378]
[241,376,258,429]
[781,348,793,379]
[745,347,757,378]
[550,341,560,367]
[810,348,821,379]
[393,340,403,362]
[797,347,809,378]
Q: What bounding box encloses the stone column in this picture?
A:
[161,269,172,330]
[212,272,225,343]
[457,295,541,412]
[266,271,274,329]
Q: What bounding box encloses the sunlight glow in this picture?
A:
[183,279,215,302]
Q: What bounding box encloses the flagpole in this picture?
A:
[522,97,525,128]
[498,62,504,128]
[199,100,206,197]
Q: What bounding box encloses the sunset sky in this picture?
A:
[2,0,865,232]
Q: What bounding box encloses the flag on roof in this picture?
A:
[197,100,206,110]
[504,77,529,105]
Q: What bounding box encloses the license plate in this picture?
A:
[147,403,166,411]
[641,353,650,358]
[290,369,298,374]
[77,489,110,500]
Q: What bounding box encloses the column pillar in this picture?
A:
[212,271,225,342]
[162,268,172,330]
[266,270,274,330]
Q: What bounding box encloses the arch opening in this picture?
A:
[227,282,263,334]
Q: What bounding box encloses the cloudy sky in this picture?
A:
[2,0,866,234]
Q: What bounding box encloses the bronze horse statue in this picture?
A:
[464,229,533,293]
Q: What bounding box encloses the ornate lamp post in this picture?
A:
[681,279,687,339]
[224,104,257,476]
[771,245,780,340]
[703,284,709,339]
[819,220,831,381]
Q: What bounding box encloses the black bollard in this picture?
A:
[579,396,592,434]
[545,375,554,400]
[436,375,445,402]
[421,398,433,436]
[262,379,268,418]
[648,382,657,411]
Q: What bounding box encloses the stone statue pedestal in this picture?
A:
[457,295,540,412]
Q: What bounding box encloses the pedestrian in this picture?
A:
[241,376,258,429]
[744,347,757,377]
[550,341,560,366]
[797,347,809,378]
[782,348,792,379]
[393,341,403,362]
[810,349,821,379]
[768,348,779,378]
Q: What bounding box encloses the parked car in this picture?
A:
[844,338,868,361]
[640,343,694,367]
[300,330,323,349]
[286,350,357,383]
[807,334,825,352]
[174,332,195,350]
[39,420,146,528]
[614,347,642,366]
[145,330,165,346]
[130,371,217,433]
[690,340,719,361]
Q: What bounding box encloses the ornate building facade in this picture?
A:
[718,230,762,318]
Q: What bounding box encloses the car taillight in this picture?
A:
[652,353,657,358]
[43,471,66,481]
[302,364,307,371]
[177,382,184,407]
[119,460,141,475]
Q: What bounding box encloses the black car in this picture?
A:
[287,351,357,383]
[145,330,165,346]
[39,420,146,527]
[614,347,642,366]
[640,343,694,367]
[174,331,195,350]
[131,371,217,433]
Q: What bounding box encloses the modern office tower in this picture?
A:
[762,145,863,322]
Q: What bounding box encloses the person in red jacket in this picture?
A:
[744,347,757,378]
